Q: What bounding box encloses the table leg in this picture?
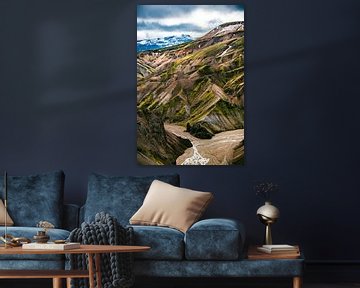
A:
[293,276,302,288]
[52,278,62,288]
[66,277,72,288]
[95,253,102,288]
[88,253,95,288]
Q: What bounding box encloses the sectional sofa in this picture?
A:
[0,171,304,288]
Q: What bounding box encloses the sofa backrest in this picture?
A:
[0,170,65,228]
[63,203,80,231]
[82,173,180,226]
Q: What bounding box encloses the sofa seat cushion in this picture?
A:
[84,174,180,226]
[0,227,70,261]
[130,225,184,260]
[184,218,245,260]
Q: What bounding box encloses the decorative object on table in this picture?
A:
[34,220,55,243]
[0,234,31,247]
[256,202,280,245]
[254,181,280,245]
[33,230,50,243]
[54,239,66,244]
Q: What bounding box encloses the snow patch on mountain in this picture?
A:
[137,34,192,53]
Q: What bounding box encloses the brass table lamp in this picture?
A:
[257,201,280,245]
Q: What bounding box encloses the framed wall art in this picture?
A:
[137,5,244,165]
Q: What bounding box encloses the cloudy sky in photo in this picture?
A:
[137,5,244,40]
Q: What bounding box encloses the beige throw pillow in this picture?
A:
[130,180,213,233]
[0,199,14,226]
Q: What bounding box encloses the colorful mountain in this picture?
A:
[137,21,245,165]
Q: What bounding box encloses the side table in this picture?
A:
[247,245,304,288]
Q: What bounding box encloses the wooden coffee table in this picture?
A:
[0,244,150,288]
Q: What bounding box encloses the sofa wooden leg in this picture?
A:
[53,278,62,288]
[67,277,72,288]
[293,276,302,288]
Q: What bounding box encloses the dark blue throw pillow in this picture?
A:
[0,170,65,227]
[84,174,180,225]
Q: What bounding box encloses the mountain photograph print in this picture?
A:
[137,5,245,165]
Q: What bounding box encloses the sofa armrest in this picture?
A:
[184,218,245,260]
[63,204,80,231]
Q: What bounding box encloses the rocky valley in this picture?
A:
[137,21,245,165]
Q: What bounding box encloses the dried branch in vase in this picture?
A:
[253,181,279,201]
[37,220,55,233]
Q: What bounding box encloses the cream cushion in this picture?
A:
[0,199,14,226]
[130,180,213,233]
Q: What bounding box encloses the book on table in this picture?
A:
[22,242,80,250]
[248,245,300,260]
[256,244,299,254]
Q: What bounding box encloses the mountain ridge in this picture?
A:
[137,34,192,52]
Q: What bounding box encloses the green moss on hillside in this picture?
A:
[137,23,245,142]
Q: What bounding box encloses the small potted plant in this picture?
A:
[34,221,55,243]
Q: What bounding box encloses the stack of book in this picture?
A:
[257,244,299,254]
[248,244,300,259]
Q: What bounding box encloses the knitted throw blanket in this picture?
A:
[68,212,135,288]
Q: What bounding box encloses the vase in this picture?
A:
[256,201,280,245]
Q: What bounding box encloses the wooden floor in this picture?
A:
[1,279,360,288]
[305,285,360,288]
[135,281,360,288]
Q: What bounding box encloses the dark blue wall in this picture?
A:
[1,0,360,262]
